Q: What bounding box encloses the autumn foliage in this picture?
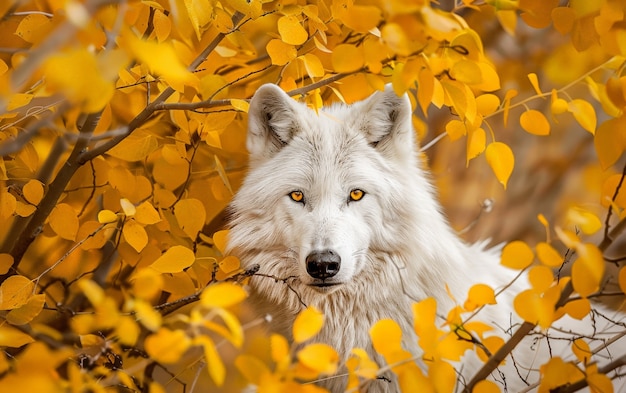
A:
[1,0,626,391]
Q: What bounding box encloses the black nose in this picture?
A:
[306,250,341,280]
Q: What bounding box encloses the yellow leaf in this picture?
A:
[107,129,159,162]
[297,343,339,375]
[199,74,229,100]
[219,255,240,274]
[98,209,118,225]
[431,360,456,393]
[528,266,554,292]
[235,355,270,385]
[475,93,500,115]
[116,316,140,346]
[501,240,534,269]
[150,245,195,273]
[6,294,45,325]
[135,201,161,225]
[0,254,13,275]
[464,284,497,311]
[472,380,501,393]
[299,54,325,78]
[536,242,563,267]
[293,306,324,343]
[568,99,596,134]
[594,116,626,169]
[200,282,247,308]
[196,336,226,386]
[466,127,486,166]
[486,141,514,189]
[476,336,505,363]
[332,44,364,73]
[587,369,614,393]
[145,328,191,364]
[174,198,206,239]
[182,0,212,39]
[278,15,308,45]
[214,155,234,195]
[212,230,229,253]
[566,206,602,235]
[230,99,249,113]
[266,39,297,65]
[22,179,44,205]
[336,4,382,33]
[131,268,163,300]
[417,67,435,115]
[0,325,34,347]
[49,203,79,241]
[120,198,136,216]
[514,289,556,329]
[370,319,403,358]
[520,109,550,136]
[572,243,604,297]
[527,72,542,96]
[15,13,52,44]
[555,226,580,249]
[538,357,585,392]
[125,36,197,91]
[0,275,34,310]
[204,308,244,347]
[450,60,483,85]
[270,333,290,365]
[43,49,121,112]
[563,297,590,319]
[348,348,379,380]
[551,89,569,114]
[446,119,467,141]
[122,219,148,252]
[133,299,162,331]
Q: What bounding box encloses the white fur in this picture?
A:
[227,84,626,392]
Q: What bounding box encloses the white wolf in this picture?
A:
[227,84,626,392]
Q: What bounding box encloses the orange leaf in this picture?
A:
[475,93,500,115]
[501,240,534,269]
[49,203,79,241]
[594,116,626,169]
[299,54,325,78]
[527,72,543,95]
[107,129,159,162]
[174,198,206,239]
[520,109,550,136]
[536,242,563,267]
[566,206,602,235]
[528,265,554,292]
[472,380,501,393]
[135,201,161,225]
[6,294,45,325]
[0,275,34,310]
[0,325,34,347]
[22,179,44,205]
[486,142,514,189]
[0,254,13,275]
[235,355,270,385]
[445,119,467,141]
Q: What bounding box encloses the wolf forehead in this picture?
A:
[245,83,416,164]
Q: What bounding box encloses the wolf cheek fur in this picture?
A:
[226,84,625,392]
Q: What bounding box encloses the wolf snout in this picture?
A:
[306,249,341,280]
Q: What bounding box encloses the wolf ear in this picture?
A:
[356,85,415,156]
[247,84,301,159]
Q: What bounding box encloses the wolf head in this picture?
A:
[228,84,452,312]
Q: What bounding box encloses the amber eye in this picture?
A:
[289,190,304,203]
[349,189,365,202]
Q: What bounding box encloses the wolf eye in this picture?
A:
[289,190,304,203]
[349,189,365,202]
